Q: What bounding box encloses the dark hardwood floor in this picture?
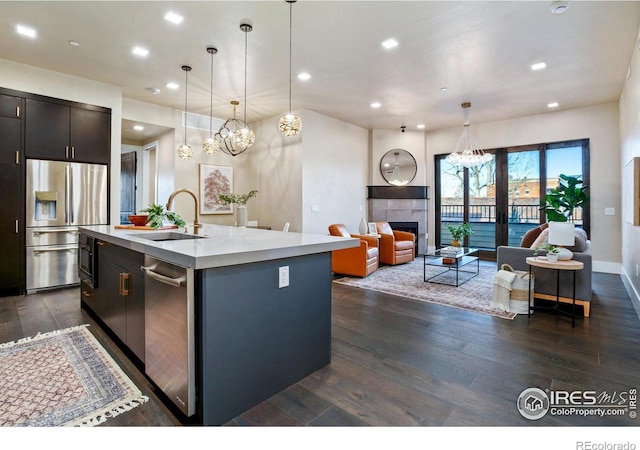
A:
[1,269,639,429]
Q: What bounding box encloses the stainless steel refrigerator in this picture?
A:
[26,159,108,293]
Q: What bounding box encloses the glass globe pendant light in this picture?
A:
[177,65,193,160]
[278,0,302,137]
[202,47,220,155]
[217,23,255,156]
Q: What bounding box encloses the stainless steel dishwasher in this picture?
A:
[141,255,195,417]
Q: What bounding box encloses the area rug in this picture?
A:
[0,324,148,427]
[333,259,517,320]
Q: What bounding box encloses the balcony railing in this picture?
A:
[440,204,583,250]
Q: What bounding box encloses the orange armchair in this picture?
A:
[375,222,415,265]
[328,224,379,277]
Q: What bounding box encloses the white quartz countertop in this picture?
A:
[79,224,358,269]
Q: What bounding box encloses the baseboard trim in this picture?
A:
[621,266,640,321]
[593,260,621,274]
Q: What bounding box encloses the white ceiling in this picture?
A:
[2,1,640,142]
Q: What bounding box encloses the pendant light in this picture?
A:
[278,0,302,137]
[177,65,193,160]
[445,102,492,168]
[202,47,220,155]
[217,23,255,156]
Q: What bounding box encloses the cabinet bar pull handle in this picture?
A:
[16,106,20,118]
[66,146,69,158]
[15,219,19,234]
[15,150,19,165]
[119,272,130,296]
[82,290,94,297]
[72,146,75,159]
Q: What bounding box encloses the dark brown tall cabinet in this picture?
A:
[0,94,23,295]
[25,98,110,164]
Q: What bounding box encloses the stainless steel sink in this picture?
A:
[130,232,206,242]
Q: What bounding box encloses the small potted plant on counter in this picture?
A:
[446,222,474,247]
[218,190,258,228]
[139,203,186,230]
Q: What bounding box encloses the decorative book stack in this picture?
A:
[441,246,463,264]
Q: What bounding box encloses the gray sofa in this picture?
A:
[496,241,592,317]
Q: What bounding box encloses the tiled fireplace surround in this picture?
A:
[367,186,428,255]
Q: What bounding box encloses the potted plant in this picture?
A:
[533,243,560,262]
[540,174,588,222]
[139,203,186,230]
[446,222,474,247]
[218,190,258,227]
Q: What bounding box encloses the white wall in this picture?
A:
[426,102,621,271]
[302,109,369,235]
[619,26,640,312]
[0,57,123,225]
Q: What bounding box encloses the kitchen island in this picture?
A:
[78,224,358,425]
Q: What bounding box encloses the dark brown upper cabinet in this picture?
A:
[25,98,110,164]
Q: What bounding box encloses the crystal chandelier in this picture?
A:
[202,46,220,155]
[278,0,302,137]
[445,102,492,168]
[217,23,255,156]
[177,65,193,160]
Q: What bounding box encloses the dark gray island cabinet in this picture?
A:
[78,224,358,425]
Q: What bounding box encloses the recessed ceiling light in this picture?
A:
[381,38,398,49]
[146,87,161,95]
[417,124,426,129]
[16,24,37,38]
[68,40,80,47]
[440,87,448,92]
[166,82,179,89]
[531,61,547,71]
[164,12,183,24]
[370,102,382,108]
[133,125,145,131]
[297,72,311,81]
[550,1,569,14]
[547,102,559,108]
[132,46,149,57]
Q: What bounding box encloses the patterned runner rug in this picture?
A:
[333,259,516,320]
[0,324,148,426]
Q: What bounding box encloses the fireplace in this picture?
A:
[367,185,428,255]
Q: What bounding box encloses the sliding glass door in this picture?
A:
[435,139,589,259]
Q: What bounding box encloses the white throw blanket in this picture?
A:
[492,270,516,312]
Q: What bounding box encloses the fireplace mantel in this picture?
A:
[367,185,429,200]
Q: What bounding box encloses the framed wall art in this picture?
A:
[199,164,233,214]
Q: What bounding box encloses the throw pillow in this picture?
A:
[529,228,549,249]
[567,228,588,252]
[521,223,549,248]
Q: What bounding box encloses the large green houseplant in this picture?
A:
[540,174,588,222]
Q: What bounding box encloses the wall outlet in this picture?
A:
[279,266,289,288]
[311,204,319,212]
[605,207,615,216]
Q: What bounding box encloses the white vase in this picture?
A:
[359,217,368,235]
[236,205,248,228]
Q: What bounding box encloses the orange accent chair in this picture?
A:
[328,224,379,277]
[375,222,415,265]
